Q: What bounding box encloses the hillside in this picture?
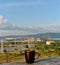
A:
[0,33,60,39]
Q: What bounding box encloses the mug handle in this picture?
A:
[35,52,40,59]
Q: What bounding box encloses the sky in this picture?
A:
[0,0,60,36]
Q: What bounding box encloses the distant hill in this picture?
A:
[0,33,60,39]
[34,33,60,39]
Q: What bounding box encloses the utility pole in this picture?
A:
[1,40,4,53]
[15,38,17,49]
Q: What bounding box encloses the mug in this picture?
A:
[25,50,39,63]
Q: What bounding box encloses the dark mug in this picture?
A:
[25,50,39,63]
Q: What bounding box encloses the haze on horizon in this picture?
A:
[0,0,60,36]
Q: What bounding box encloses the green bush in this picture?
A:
[25,45,28,48]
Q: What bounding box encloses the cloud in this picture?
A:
[0,16,17,29]
[0,16,60,36]
[0,16,37,36]
[21,24,60,33]
[0,16,9,25]
[0,1,47,8]
[0,30,35,36]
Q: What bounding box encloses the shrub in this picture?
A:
[25,45,28,48]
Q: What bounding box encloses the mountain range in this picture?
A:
[0,33,60,40]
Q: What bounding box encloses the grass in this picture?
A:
[0,50,25,63]
[0,49,58,64]
[0,41,60,64]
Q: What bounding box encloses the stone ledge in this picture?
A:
[0,57,60,65]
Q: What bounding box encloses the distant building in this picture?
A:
[28,37,35,42]
[46,41,51,45]
[46,40,54,45]
[28,37,35,48]
[36,38,42,42]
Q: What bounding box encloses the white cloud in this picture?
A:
[0,30,35,36]
[0,1,47,8]
[0,16,60,36]
[21,24,60,33]
[0,16,37,36]
[0,16,16,29]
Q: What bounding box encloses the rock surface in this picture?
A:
[0,57,60,65]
